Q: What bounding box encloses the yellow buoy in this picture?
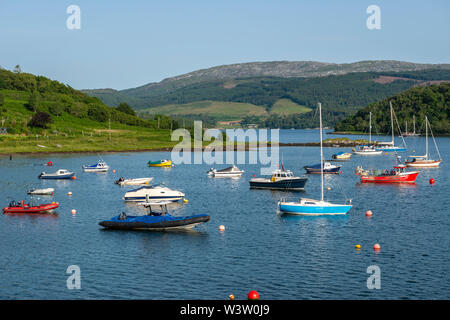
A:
[183,199,189,204]
[355,244,361,249]
[68,191,73,196]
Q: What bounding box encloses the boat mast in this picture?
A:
[425,115,429,159]
[319,102,324,202]
[413,115,416,135]
[389,101,394,144]
[369,112,372,144]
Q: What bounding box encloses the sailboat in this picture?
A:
[277,103,352,215]
[353,112,382,155]
[402,115,420,137]
[375,102,407,152]
[405,116,442,167]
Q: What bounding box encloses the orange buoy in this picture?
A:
[219,225,225,232]
[373,243,381,251]
[113,169,116,173]
[365,210,373,217]
[429,178,435,185]
[68,191,72,196]
[248,290,259,300]
[71,209,77,215]
[229,294,235,300]
[71,176,77,180]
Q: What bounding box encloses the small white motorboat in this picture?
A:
[82,161,109,172]
[27,188,55,195]
[115,177,154,186]
[207,165,244,178]
[123,185,185,202]
[38,169,75,179]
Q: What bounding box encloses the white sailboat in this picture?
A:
[405,116,442,167]
[353,112,382,155]
[375,102,407,152]
[402,115,420,137]
[277,103,352,215]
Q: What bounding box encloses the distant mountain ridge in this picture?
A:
[83,60,450,104]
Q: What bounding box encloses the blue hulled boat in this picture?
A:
[99,201,210,231]
[38,169,75,179]
[304,162,341,174]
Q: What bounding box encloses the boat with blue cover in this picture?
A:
[82,161,109,172]
[99,201,210,231]
[304,162,341,174]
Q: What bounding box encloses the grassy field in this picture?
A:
[270,99,312,115]
[140,100,268,121]
[139,98,313,122]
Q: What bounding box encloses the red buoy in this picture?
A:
[429,178,435,185]
[365,210,373,217]
[248,290,259,300]
[373,243,381,251]
[47,161,53,166]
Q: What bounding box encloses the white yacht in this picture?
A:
[123,186,185,202]
[207,165,244,178]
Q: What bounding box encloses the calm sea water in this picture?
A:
[0,129,449,299]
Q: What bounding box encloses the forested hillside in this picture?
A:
[334,83,450,134]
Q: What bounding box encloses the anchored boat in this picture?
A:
[27,188,55,195]
[353,112,382,155]
[278,103,352,216]
[82,161,109,172]
[355,164,419,183]
[148,159,172,167]
[115,177,153,186]
[99,201,210,231]
[3,200,59,214]
[375,102,407,152]
[123,185,185,202]
[207,165,244,178]
[250,168,308,190]
[38,169,75,179]
[304,162,341,174]
[405,116,442,168]
[330,152,352,161]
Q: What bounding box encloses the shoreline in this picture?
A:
[0,142,359,157]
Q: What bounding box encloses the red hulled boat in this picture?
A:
[355,165,419,183]
[3,200,59,214]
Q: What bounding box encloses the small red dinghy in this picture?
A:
[3,200,59,214]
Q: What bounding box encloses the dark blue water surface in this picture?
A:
[0,130,449,299]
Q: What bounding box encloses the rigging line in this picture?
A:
[427,117,442,160]
[392,107,407,147]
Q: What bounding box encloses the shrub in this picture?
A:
[28,111,52,128]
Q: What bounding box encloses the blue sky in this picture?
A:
[0,0,448,90]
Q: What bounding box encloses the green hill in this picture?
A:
[0,68,178,153]
[334,82,450,134]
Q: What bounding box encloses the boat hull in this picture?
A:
[39,174,74,179]
[3,203,59,214]
[148,160,172,167]
[405,160,441,168]
[360,171,419,183]
[250,178,308,190]
[99,214,210,231]
[279,203,352,215]
[353,150,382,155]
[304,166,341,174]
[375,147,407,152]
[27,188,55,195]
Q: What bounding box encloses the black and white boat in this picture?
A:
[250,169,308,191]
